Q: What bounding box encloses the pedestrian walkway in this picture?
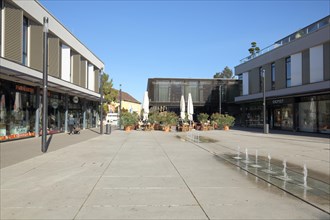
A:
[1,130,329,219]
[0,128,102,168]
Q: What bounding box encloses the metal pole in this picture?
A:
[263,69,267,134]
[100,69,104,134]
[42,17,48,153]
[119,84,122,128]
[219,84,222,114]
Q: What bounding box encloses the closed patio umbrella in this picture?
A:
[180,95,185,120]
[187,93,194,122]
[142,91,149,121]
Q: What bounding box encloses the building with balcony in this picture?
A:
[0,0,104,141]
[147,78,241,121]
[234,16,330,134]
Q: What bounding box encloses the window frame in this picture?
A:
[22,16,28,65]
[271,62,275,90]
[285,57,291,87]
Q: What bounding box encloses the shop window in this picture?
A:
[318,100,330,134]
[281,104,293,130]
[299,99,317,132]
[0,84,37,141]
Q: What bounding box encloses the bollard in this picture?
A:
[106,124,111,134]
[264,124,269,134]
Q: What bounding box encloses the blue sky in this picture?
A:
[40,0,329,103]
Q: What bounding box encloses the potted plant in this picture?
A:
[222,114,235,130]
[210,113,221,129]
[197,113,209,130]
[120,111,138,131]
[159,111,178,132]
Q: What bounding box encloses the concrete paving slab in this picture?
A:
[1,129,329,219]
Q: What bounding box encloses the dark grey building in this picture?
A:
[234,16,330,134]
[147,78,241,121]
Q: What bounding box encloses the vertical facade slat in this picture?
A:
[323,42,330,81]
[48,35,60,77]
[275,58,286,90]
[29,20,43,71]
[80,58,86,88]
[94,69,99,93]
[72,53,80,85]
[4,1,22,63]
[302,49,310,85]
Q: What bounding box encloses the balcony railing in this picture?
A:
[239,15,330,64]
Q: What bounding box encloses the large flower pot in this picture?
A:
[223,125,229,131]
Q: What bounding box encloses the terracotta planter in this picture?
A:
[223,125,229,131]
[124,126,131,132]
[163,126,170,132]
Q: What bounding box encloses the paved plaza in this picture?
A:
[0,128,329,219]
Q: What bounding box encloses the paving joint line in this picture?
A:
[72,135,128,220]
[153,132,210,220]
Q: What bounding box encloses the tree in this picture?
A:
[101,73,118,103]
[213,66,233,78]
[101,73,118,115]
[248,41,260,56]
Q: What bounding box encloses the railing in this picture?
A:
[186,130,200,143]
[240,16,330,64]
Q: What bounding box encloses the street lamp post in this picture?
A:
[262,69,268,134]
[41,17,48,153]
[119,84,122,128]
[100,69,104,134]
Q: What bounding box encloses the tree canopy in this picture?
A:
[101,73,118,104]
[213,66,233,79]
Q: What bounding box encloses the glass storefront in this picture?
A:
[244,94,329,134]
[318,100,330,134]
[299,98,317,132]
[245,104,263,128]
[0,80,37,141]
[47,92,65,134]
[0,79,100,141]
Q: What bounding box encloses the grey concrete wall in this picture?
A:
[275,58,286,90]
[249,67,260,94]
[302,49,310,85]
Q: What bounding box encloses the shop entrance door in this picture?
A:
[273,108,282,129]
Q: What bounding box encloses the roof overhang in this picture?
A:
[0,58,100,101]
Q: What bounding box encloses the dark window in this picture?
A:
[286,57,291,87]
[271,62,275,90]
[22,16,28,65]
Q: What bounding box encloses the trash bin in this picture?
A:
[264,124,269,134]
[106,124,111,134]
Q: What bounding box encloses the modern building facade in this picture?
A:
[235,16,330,134]
[0,0,104,141]
[147,78,241,120]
